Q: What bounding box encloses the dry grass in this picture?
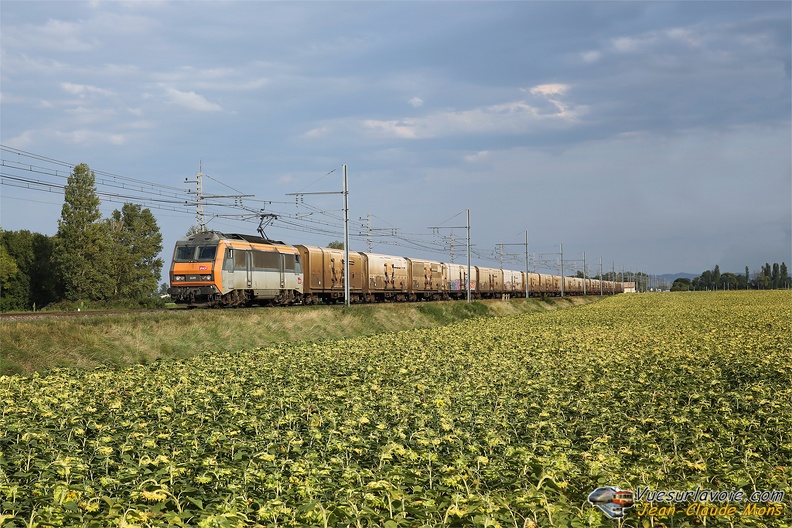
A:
[0,296,604,376]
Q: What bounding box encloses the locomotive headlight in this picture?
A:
[201,274,212,281]
[173,275,186,281]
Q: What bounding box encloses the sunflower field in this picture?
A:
[1,291,790,527]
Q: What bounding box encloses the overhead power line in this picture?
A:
[1,146,537,269]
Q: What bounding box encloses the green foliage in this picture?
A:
[0,229,57,311]
[0,242,19,289]
[106,203,163,301]
[1,292,790,527]
[1,163,165,311]
[327,240,344,249]
[670,277,691,291]
[53,163,113,301]
[693,262,789,291]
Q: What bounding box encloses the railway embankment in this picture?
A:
[1,296,599,376]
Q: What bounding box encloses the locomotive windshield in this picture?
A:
[173,245,218,262]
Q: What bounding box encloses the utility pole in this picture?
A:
[583,251,587,296]
[600,257,603,296]
[363,213,373,252]
[185,161,253,232]
[525,230,529,298]
[358,212,398,253]
[186,162,206,231]
[430,209,471,302]
[467,209,471,303]
[287,163,351,306]
[560,243,565,297]
[343,164,349,307]
[495,230,529,298]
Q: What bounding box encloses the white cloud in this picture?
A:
[54,129,127,145]
[612,36,642,53]
[363,119,421,139]
[151,66,271,93]
[409,96,424,108]
[309,90,583,141]
[163,87,222,112]
[580,50,601,63]
[359,99,573,139]
[3,130,36,148]
[609,27,702,56]
[61,82,115,98]
[666,27,701,47]
[302,125,333,139]
[528,84,569,97]
[6,18,97,52]
[464,151,490,163]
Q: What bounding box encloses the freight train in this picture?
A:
[168,231,624,307]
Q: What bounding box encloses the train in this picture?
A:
[167,231,624,307]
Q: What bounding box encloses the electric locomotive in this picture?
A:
[168,231,302,307]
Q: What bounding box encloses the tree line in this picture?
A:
[0,164,164,311]
[671,263,790,292]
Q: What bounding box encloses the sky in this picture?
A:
[1,1,790,282]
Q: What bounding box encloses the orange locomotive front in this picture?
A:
[169,231,303,307]
[169,231,225,307]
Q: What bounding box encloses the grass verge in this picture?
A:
[1,296,596,376]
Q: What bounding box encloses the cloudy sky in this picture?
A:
[1,1,790,280]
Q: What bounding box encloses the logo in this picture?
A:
[297,277,303,284]
[588,486,785,520]
[199,266,207,271]
[588,486,635,519]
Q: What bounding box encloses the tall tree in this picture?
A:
[0,239,20,309]
[53,163,112,301]
[106,203,163,301]
[720,272,738,290]
[781,262,789,288]
[745,266,750,290]
[763,263,771,279]
[0,229,58,310]
[700,270,712,290]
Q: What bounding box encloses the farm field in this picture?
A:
[1,291,790,527]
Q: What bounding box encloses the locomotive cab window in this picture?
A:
[173,245,217,262]
[197,246,217,261]
[174,246,195,262]
[173,246,217,262]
